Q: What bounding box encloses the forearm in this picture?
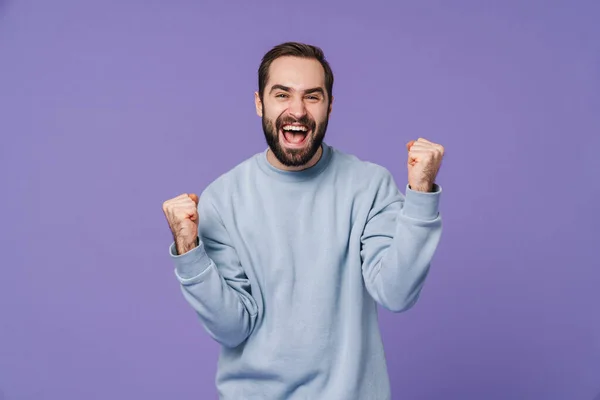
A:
[171,242,258,348]
[363,184,442,312]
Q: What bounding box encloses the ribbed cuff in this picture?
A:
[169,241,213,280]
[402,183,441,220]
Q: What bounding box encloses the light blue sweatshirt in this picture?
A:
[169,142,442,399]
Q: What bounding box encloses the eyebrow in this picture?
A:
[269,84,325,97]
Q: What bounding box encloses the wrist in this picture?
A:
[409,182,433,192]
[176,236,199,255]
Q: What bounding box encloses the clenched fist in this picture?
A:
[162,193,200,255]
[406,138,445,192]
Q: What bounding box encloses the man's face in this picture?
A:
[255,56,332,168]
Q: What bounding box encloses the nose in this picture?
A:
[288,96,307,119]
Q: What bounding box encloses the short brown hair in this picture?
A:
[258,42,334,103]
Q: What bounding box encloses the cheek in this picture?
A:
[309,107,328,122]
[264,105,285,122]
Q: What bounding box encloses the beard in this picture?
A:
[261,108,329,167]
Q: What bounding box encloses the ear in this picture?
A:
[254,91,263,117]
[328,95,334,116]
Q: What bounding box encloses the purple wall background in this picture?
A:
[1,1,599,399]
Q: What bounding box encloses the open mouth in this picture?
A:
[280,124,309,146]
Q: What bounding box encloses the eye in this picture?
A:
[306,95,320,101]
[275,93,288,98]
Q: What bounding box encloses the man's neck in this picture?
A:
[267,145,323,172]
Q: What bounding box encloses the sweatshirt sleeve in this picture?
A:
[169,193,258,348]
[360,168,442,312]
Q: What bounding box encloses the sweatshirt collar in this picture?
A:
[256,142,333,182]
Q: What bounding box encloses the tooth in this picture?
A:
[282,125,308,132]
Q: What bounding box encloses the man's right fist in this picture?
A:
[162,193,200,255]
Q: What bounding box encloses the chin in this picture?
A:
[277,135,323,167]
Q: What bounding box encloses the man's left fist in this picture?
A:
[405,138,445,192]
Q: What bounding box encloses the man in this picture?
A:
[162,42,444,399]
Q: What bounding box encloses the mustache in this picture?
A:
[275,115,316,131]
